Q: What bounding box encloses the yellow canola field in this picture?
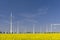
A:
[0,34,60,40]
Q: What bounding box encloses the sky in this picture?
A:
[0,0,60,32]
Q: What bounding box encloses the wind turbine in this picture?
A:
[10,12,13,33]
[52,24,60,32]
[17,21,19,34]
[33,24,35,34]
[51,24,52,32]
[46,24,48,32]
[40,26,41,32]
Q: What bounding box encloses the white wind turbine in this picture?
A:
[33,24,35,34]
[17,21,19,34]
[10,12,13,33]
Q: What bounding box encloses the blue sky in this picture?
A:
[0,0,60,32]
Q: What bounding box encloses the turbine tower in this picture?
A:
[46,24,48,32]
[51,24,52,32]
[17,21,19,34]
[10,12,13,33]
[33,24,35,34]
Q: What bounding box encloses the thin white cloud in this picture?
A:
[20,8,48,18]
[37,8,48,15]
[18,8,48,24]
[20,13,35,18]
[23,18,38,23]
[0,14,6,18]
